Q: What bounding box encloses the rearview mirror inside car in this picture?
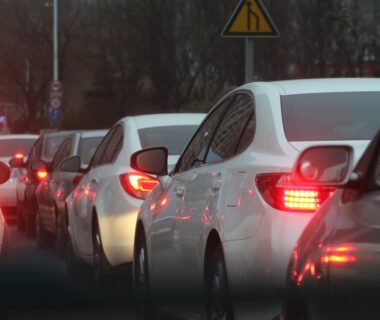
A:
[131,147,168,176]
[0,161,10,184]
[59,156,81,173]
[293,146,353,186]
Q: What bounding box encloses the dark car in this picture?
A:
[35,130,106,253]
[11,131,72,237]
[283,129,380,319]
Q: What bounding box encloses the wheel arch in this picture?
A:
[203,229,223,279]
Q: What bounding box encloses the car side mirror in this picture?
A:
[9,156,24,168]
[0,161,11,184]
[293,146,353,186]
[131,147,168,176]
[59,156,81,173]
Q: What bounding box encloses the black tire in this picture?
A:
[205,244,234,320]
[92,218,112,288]
[134,230,154,320]
[16,205,25,231]
[36,210,51,249]
[55,209,66,256]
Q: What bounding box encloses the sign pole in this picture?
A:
[245,38,254,82]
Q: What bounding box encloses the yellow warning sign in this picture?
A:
[222,0,279,37]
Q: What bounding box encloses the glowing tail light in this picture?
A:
[15,152,24,159]
[256,173,335,213]
[321,245,357,265]
[36,169,48,181]
[119,173,159,199]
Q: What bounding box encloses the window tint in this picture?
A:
[78,137,104,166]
[176,98,230,173]
[43,136,67,162]
[0,139,36,157]
[206,94,254,164]
[100,125,123,165]
[51,137,73,170]
[281,92,380,141]
[27,139,42,168]
[138,125,199,155]
[90,128,115,168]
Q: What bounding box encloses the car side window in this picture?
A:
[205,93,255,164]
[175,97,231,173]
[27,139,42,168]
[51,138,69,170]
[90,128,116,168]
[100,125,123,165]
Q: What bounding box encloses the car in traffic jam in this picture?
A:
[0,79,380,320]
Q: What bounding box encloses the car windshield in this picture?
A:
[78,137,104,166]
[43,136,66,161]
[281,92,380,141]
[0,138,36,157]
[138,125,198,155]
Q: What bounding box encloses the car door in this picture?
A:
[39,137,73,231]
[177,93,256,289]
[72,126,123,256]
[324,133,380,314]
[148,97,232,293]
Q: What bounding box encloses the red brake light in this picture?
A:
[15,152,24,159]
[119,173,159,199]
[36,170,48,181]
[255,173,335,213]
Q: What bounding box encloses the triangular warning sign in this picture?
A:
[222,0,279,37]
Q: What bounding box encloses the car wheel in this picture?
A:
[16,205,25,231]
[134,231,154,320]
[25,205,36,238]
[205,244,234,320]
[55,210,66,256]
[36,210,51,249]
[93,218,112,288]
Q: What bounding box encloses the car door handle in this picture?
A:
[174,185,185,197]
[91,177,100,184]
[210,178,222,192]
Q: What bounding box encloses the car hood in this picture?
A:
[289,140,370,165]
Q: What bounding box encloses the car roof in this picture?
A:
[0,134,38,140]
[79,129,108,139]
[243,78,380,96]
[120,113,206,130]
[42,131,73,139]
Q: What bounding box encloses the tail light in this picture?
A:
[36,169,48,181]
[255,173,335,213]
[72,174,83,186]
[15,152,24,159]
[119,172,159,199]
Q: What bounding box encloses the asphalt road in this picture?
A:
[0,224,137,320]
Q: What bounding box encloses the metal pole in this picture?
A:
[245,38,254,83]
[53,0,59,81]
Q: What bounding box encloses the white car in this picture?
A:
[65,113,205,284]
[131,78,380,319]
[0,134,38,222]
[0,161,12,259]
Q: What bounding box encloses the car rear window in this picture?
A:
[78,137,104,166]
[0,139,36,157]
[138,125,198,155]
[43,136,66,161]
[281,92,380,141]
